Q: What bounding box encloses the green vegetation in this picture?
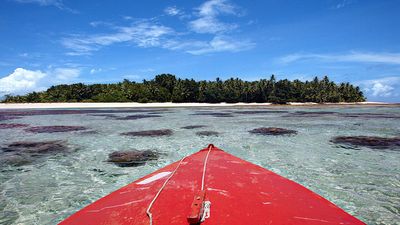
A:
[2,74,365,103]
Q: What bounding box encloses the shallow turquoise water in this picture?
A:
[0,106,399,225]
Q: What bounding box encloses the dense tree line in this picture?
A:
[2,74,365,103]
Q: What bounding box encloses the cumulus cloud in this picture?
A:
[0,67,80,96]
[278,52,400,64]
[359,77,400,98]
[189,0,239,34]
[0,68,46,95]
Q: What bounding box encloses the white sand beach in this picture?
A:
[0,102,395,109]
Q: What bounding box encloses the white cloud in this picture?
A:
[62,22,174,55]
[90,68,103,74]
[0,68,46,95]
[189,0,239,34]
[189,16,237,34]
[185,35,254,55]
[89,21,113,27]
[335,0,354,9]
[14,0,63,7]
[359,77,400,98]
[123,16,133,20]
[278,52,400,65]
[164,6,181,16]
[63,21,253,56]
[198,0,237,16]
[61,1,253,56]
[19,53,29,57]
[161,35,254,55]
[13,0,76,12]
[53,68,80,80]
[0,67,81,96]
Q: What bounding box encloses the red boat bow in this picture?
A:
[60,144,366,225]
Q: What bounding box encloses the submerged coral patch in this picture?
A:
[191,112,234,117]
[115,114,162,120]
[0,109,166,116]
[283,111,400,119]
[181,125,207,129]
[24,126,87,133]
[331,136,400,149]
[249,127,297,135]
[0,115,22,121]
[284,111,338,117]
[107,150,159,167]
[196,131,220,136]
[1,140,69,166]
[339,113,400,119]
[235,110,289,114]
[0,123,29,129]
[88,114,120,119]
[121,129,173,137]
[3,140,69,154]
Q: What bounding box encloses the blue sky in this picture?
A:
[0,0,399,102]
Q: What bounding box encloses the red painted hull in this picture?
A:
[60,145,366,225]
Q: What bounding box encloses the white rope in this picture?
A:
[146,144,213,225]
[201,145,213,191]
[146,156,187,225]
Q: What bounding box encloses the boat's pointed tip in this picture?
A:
[200,144,219,152]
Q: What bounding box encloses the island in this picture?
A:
[2,74,365,104]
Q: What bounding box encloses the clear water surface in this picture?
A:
[0,106,399,225]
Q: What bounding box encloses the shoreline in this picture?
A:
[0,102,398,109]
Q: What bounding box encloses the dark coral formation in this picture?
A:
[235,110,288,114]
[181,125,207,129]
[107,150,159,167]
[284,111,400,119]
[191,112,234,117]
[24,126,87,133]
[331,136,400,149]
[284,111,338,117]
[0,140,69,166]
[0,109,167,119]
[3,140,68,154]
[196,131,220,136]
[79,130,99,135]
[88,114,119,119]
[121,129,173,137]
[339,113,400,119]
[115,114,162,120]
[147,112,165,115]
[0,115,22,121]
[249,127,297,135]
[0,123,29,129]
